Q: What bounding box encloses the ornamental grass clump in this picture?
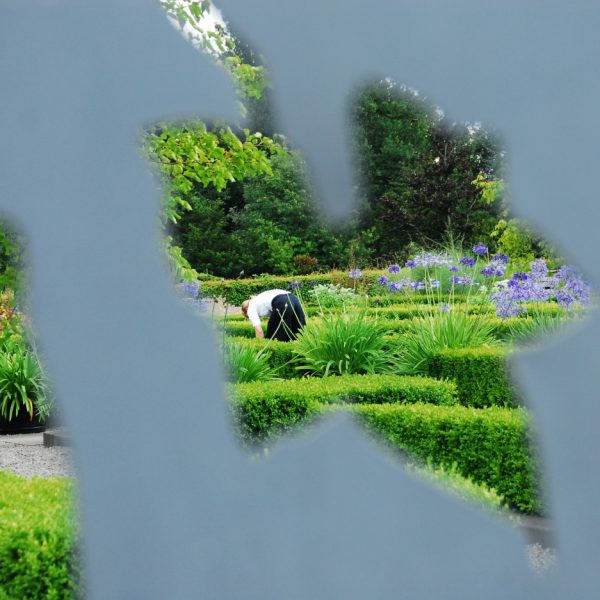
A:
[292,310,399,376]
[396,311,497,375]
[224,340,280,384]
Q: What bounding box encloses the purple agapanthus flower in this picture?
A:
[439,302,451,313]
[492,253,509,264]
[388,264,401,273]
[180,280,200,299]
[554,264,591,306]
[480,264,505,277]
[472,242,488,255]
[428,279,441,289]
[377,275,389,285]
[495,302,527,319]
[530,258,549,281]
[449,275,477,286]
[411,253,451,268]
[389,281,402,292]
[459,256,476,268]
[348,268,362,279]
[512,272,529,282]
[290,280,303,289]
[404,260,417,269]
[448,265,459,272]
[410,281,426,290]
[309,280,318,286]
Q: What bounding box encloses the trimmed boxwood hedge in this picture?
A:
[0,472,81,599]
[351,402,542,514]
[231,374,458,444]
[426,346,519,408]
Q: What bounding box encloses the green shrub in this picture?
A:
[351,402,542,514]
[292,310,399,376]
[0,472,81,599]
[395,312,498,375]
[229,388,322,446]
[426,346,518,408]
[224,340,280,384]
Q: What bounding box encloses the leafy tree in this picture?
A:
[351,81,504,258]
[147,2,281,282]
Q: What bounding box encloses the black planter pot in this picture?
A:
[0,409,46,434]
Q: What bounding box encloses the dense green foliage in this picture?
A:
[174,151,352,277]
[0,473,80,599]
[352,403,541,513]
[426,347,518,408]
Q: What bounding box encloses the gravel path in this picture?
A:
[0,433,73,478]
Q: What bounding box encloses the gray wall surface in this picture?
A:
[0,1,598,598]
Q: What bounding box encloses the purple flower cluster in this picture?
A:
[554,264,591,308]
[530,258,549,281]
[449,275,478,286]
[472,242,488,255]
[290,280,303,289]
[179,280,200,299]
[377,275,390,285]
[348,268,363,279]
[410,253,452,268]
[404,260,417,269]
[480,264,505,277]
[448,265,459,272]
[389,264,401,273]
[459,256,476,268]
[439,302,451,313]
[492,253,509,264]
[490,258,592,318]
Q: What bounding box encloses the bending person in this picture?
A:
[241,289,306,341]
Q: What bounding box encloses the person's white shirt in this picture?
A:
[246,289,290,327]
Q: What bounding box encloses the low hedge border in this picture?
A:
[231,374,459,444]
[350,402,542,514]
[426,346,519,408]
[0,472,81,599]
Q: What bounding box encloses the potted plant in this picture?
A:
[0,341,50,434]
